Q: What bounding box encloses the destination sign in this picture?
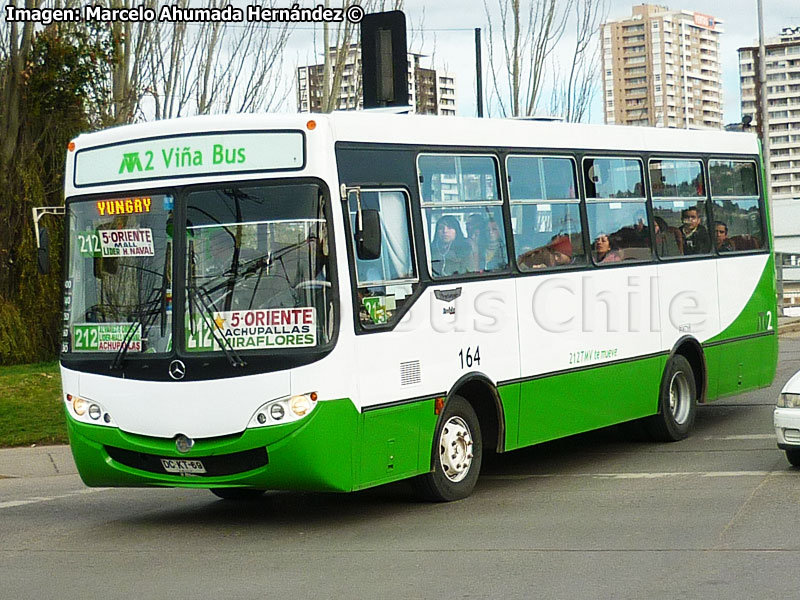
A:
[74,131,304,187]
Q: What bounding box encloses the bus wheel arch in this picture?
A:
[670,336,707,404]
[414,394,482,501]
[645,339,704,442]
[449,373,504,455]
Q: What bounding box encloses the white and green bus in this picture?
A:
[58,112,777,501]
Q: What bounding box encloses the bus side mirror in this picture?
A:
[356,209,382,260]
[37,226,50,275]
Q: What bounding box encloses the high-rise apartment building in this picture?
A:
[601,4,723,129]
[739,26,800,201]
[297,46,456,115]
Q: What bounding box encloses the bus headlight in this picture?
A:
[778,393,800,408]
[66,394,116,427]
[72,396,88,416]
[248,392,318,428]
[290,395,312,417]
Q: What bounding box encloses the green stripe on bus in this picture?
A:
[704,254,778,344]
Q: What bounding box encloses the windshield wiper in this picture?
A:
[187,284,246,368]
[110,287,161,370]
[160,242,171,336]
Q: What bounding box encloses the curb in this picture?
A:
[779,319,800,335]
[0,445,76,479]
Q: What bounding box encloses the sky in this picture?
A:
[287,0,800,124]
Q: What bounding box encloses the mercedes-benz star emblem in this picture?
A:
[168,359,186,380]
[175,434,194,453]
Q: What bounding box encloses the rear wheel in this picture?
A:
[645,354,697,442]
[414,395,482,502]
[210,488,265,501]
[786,448,800,467]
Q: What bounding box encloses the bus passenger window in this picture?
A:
[418,154,508,277]
[347,189,419,327]
[584,157,644,199]
[709,160,764,252]
[650,159,710,258]
[507,155,585,271]
[584,157,652,263]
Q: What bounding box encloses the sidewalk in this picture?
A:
[0,445,76,479]
[779,316,800,335]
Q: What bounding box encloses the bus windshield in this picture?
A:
[64,183,333,360]
[184,182,333,354]
[65,195,173,355]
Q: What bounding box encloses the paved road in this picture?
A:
[2,335,800,600]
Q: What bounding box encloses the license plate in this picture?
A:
[161,458,206,474]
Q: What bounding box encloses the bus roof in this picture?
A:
[69,111,760,157]
[326,111,760,156]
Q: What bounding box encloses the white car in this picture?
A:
[775,370,800,466]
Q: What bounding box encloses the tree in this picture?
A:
[0,16,114,363]
[145,0,292,119]
[106,0,155,125]
[549,0,607,123]
[483,0,572,117]
[483,0,604,120]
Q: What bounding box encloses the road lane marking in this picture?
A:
[0,487,109,510]
[702,434,776,441]
[484,470,780,480]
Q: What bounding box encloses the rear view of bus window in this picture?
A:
[709,160,764,252]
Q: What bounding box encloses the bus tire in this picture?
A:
[786,449,800,467]
[645,354,696,442]
[210,488,265,501]
[414,395,482,502]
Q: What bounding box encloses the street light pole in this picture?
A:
[757,0,770,199]
[757,0,782,314]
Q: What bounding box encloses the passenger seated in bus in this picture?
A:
[593,233,622,263]
[518,234,573,270]
[727,229,761,251]
[482,217,507,270]
[466,212,488,268]
[714,221,734,252]
[679,206,711,255]
[430,215,477,276]
[617,211,650,248]
[654,216,682,257]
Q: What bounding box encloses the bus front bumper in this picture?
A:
[66,398,359,492]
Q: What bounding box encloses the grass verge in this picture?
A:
[0,362,66,448]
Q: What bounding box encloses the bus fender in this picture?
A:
[446,372,506,453]
[667,335,707,404]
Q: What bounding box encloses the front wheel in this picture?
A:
[645,354,697,442]
[413,395,482,502]
[786,448,800,467]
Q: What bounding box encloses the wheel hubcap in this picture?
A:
[669,371,691,425]
[438,416,474,483]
